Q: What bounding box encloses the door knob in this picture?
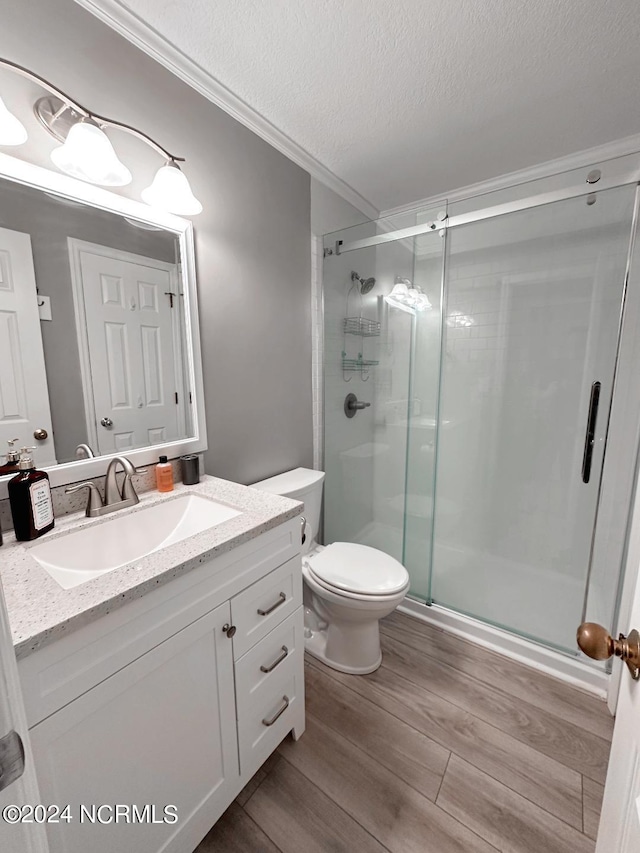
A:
[577,622,640,679]
[100,417,113,428]
[33,428,48,441]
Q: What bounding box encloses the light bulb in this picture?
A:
[141,161,202,215]
[50,120,132,186]
[0,96,27,145]
[385,280,432,313]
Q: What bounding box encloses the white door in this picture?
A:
[0,578,48,853]
[69,241,182,456]
[0,227,56,467]
[595,489,640,850]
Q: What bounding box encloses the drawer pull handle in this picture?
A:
[262,695,290,727]
[260,645,289,673]
[257,592,286,616]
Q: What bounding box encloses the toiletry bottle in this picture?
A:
[155,455,174,492]
[8,447,55,541]
[0,438,21,476]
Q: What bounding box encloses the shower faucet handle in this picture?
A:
[344,393,371,418]
[577,622,640,679]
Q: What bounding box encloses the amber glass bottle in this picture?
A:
[9,448,55,541]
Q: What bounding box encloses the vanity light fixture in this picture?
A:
[0,58,202,215]
[141,160,203,216]
[50,118,132,186]
[0,95,28,145]
[385,276,432,313]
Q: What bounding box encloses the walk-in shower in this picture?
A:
[321,152,640,690]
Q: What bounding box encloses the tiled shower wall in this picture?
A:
[311,236,324,472]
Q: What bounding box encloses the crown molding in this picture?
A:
[73,0,379,221]
[380,133,640,219]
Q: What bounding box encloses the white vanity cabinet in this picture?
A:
[16,517,304,853]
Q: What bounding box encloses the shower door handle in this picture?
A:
[581,381,601,484]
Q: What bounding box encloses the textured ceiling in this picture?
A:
[93,0,640,212]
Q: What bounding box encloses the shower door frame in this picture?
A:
[322,155,640,702]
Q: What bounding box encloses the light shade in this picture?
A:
[50,120,132,186]
[384,278,432,313]
[0,96,27,145]
[141,161,203,215]
[447,310,474,327]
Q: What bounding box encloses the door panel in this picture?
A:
[30,603,238,853]
[71,242,181,456]
[430,185,637,652]
[0,577,48,853]
[596,538,640,849]
[0,227,56,466]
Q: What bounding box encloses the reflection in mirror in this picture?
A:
[0,176,193,469]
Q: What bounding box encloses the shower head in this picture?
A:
[351,270,376,294]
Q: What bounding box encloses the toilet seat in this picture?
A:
[305,542,409,597]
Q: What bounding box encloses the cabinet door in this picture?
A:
[30,603,238,853]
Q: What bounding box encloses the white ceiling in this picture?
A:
[88,0,640,213]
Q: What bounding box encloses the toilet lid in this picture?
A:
[307,542,409,596]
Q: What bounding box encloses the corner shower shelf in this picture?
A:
[341,355,380,371]
[343,317,381,337]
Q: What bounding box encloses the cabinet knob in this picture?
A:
[222,624,236,638]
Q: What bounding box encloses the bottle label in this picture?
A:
[30,480,54,530]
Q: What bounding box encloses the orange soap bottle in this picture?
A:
[155,455,174,492]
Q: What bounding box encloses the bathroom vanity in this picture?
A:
[0,476,305,853]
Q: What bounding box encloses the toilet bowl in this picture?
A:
[250,468,410,674]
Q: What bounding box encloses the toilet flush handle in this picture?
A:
[300,516,306,546]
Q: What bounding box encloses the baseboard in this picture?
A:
[397,598,610,701]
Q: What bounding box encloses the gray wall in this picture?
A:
[2,0,312,484]
[0,178,177,464]
[311,178,373,237]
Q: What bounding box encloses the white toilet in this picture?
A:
[251,467,410,674]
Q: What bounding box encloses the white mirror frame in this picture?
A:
[0,151,207,499]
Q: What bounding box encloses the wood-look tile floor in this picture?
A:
[196,611,613,853]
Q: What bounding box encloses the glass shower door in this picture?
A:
[322,212,444,597]
[429,184,637,653]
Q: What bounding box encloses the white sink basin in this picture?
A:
[29,494,242,590]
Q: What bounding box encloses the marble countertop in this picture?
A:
[0,475,302,659]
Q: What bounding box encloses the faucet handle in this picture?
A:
[121,475,140,505]
[65,482,104,517]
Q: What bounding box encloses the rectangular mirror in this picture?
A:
[0,153,205,493]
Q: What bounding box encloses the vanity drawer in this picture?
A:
[237,659,304,775]
[230,557,302,658]
[234,608,303,714]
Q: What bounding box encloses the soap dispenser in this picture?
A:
[8,447,55,541]
[0,438,21,476]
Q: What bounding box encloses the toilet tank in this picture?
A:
[250,468,325,537]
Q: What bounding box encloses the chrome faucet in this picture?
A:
[104,456,139,508]
[66,455,141,518]
[75,443,95,459]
